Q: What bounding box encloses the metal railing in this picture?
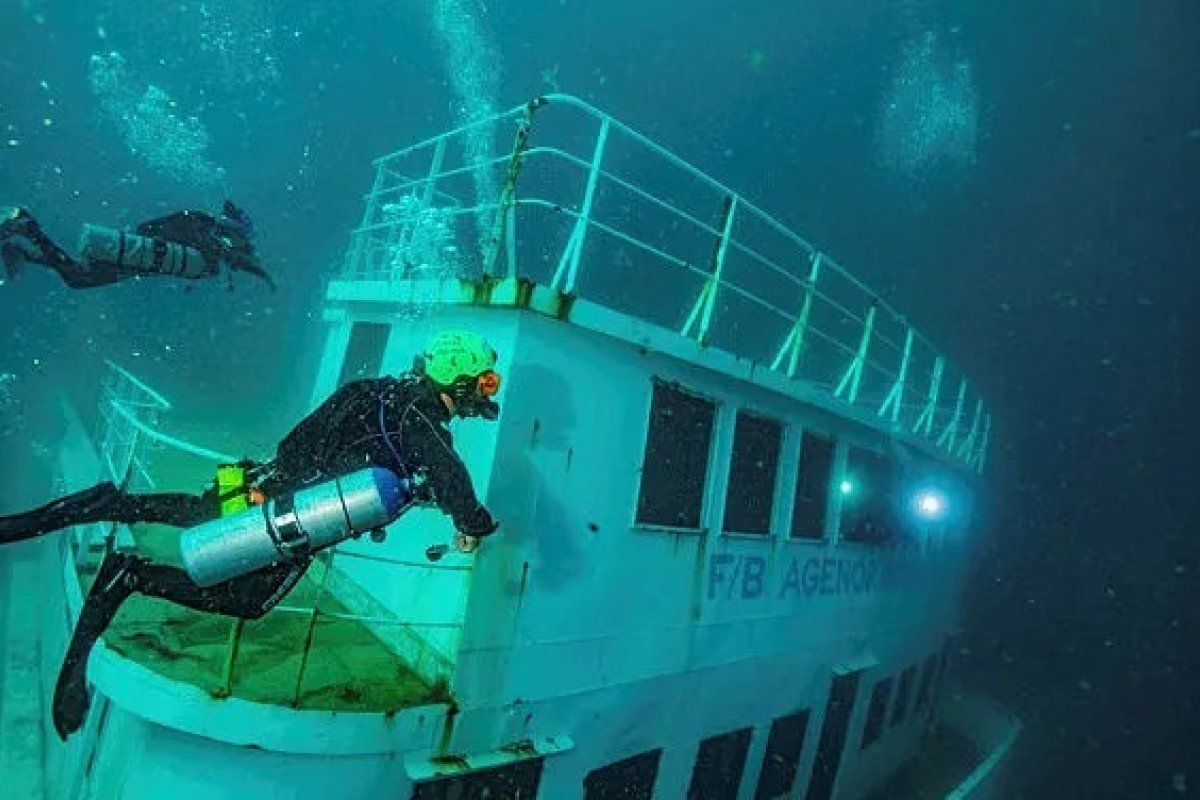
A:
[73,361,464,707]
[341,94,990,472]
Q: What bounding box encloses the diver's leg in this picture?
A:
[0,484,215,545]
[50,550,307,739]
[132,557,313,619]
[0,207,105,287]
[52,549,139,739]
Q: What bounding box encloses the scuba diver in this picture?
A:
[0,200,275,290]
[0,330,502,739]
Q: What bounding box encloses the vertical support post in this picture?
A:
[937,378,967,451]
[878,326,914,424]
[974,413,992,473]
[216,619,246,698]
[771,252,823,378]
[552,117,610,293]
[292,552,334,708]
[392,138,447,280]
[486,100,544,279]
[682,194,739,345]
[956,398,984,461]
[912,357,944,437]
[351,160,389,277]
[835,304,877,405]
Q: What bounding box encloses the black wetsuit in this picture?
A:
[0,207,273,289]
[0,374,497,738]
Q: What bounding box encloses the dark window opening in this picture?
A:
[913,654,939,716]
[839,447,900,545]
[792,431,834,539]
[688,727,753,800]
[338,321,391,387]
[636,381,717,529]
[724,412,783,534]
[860,677,894,749]
[806,670,861,800]
[584,749,662,799]
[890,666,916,728]
[755,710,811,799]
[411,759,544,799]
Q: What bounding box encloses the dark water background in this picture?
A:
[1,1,1198,797]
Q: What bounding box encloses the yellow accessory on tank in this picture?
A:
[216,464,250,517]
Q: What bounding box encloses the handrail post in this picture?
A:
[937,378,968,451]
[485,100,544,279]
[974,413,992,473]
[391,138,447,280]
[552,116,610,294]
[682,194,738,345]
[216,619,246,698]
[878,326,914,423]
[956,398,984,460]
[913,357,944,437]
[771,252,822,378]
[835,304,877,404]
[351,162,388,277]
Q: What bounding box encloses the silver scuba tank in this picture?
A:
[179,467,412,587]
[78,223,210,278]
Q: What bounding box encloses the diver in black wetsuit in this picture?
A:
[0,330,503,739]
[0,200,275,290]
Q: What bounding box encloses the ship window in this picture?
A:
[913,653,939,715]
[791,431,834,539]
[337,321,391,386]
[411,758,544,799]
[840,447,899,545]
[688,726,753,799]
[890,666,916,727]
[754,709,811,799]
[584,749,662,799]
[724,412,783,534]
[860,677,894,749]
[636,381,717,530]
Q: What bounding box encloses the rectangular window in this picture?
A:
[584,749,662,799]
[890,666,916,727]
[913,653,939,715]
[754,710,810,799]
[636,381,717,529]
[723,412,783,534]
[411,759,544,799]
[337,321,391,387]
[688,727,753,799]
[860,677,894,749]
[839,447,899,545]
[791,431,834,539]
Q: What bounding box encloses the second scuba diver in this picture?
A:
[0,200,275,290]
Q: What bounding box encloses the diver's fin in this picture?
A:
[0,483,123,545]
[52,550,141,740]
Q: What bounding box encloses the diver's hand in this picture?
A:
[454,531,481,554]
[229,253,277,291]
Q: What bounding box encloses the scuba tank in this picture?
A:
[180,467,413,587]
[78,223,211,279]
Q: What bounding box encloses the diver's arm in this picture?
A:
[400,408,497,536]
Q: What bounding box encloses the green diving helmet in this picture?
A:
[416,330,502,419]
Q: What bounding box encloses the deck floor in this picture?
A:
[79,518,438,713]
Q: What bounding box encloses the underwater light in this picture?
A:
[913,489,948,521]
[839,479,855,496]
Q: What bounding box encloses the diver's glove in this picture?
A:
[457,504,499,538]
